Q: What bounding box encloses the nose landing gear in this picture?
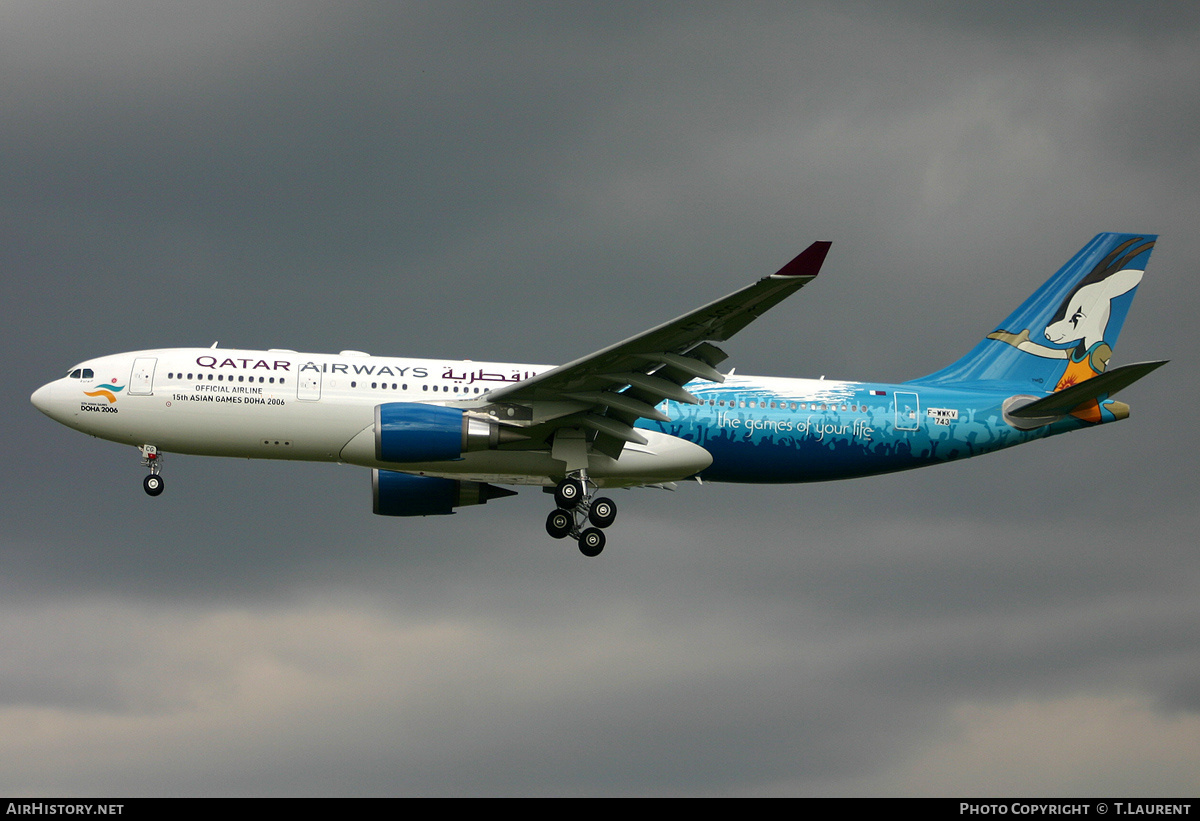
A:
[140,445,163,496]
[547,473,616,557]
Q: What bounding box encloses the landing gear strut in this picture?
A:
[548,472,617,557]
[140,445,163,496]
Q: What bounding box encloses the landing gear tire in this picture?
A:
[588,497,617,529]
[545,509,573,539]
[554,478,585,509]
[143,474,164,496]
[578,528,605,557]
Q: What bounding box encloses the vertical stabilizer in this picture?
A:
[913,232,1156,397]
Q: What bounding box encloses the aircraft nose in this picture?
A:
[31,382,55,415]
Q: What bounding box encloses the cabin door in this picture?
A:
[297,369,322,401]
[894,391,920,431]
[129,357,157,396]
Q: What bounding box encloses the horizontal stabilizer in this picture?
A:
[1007,360,1167,419]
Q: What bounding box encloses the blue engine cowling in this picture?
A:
[372,470,517,516]
[375,402,515,463]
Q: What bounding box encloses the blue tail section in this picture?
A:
[913,232,1156,392]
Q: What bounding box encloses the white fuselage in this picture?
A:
[31,347,716,487]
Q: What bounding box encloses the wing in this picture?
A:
[473,241,832,462]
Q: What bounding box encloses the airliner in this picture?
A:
[31,233,1164,556]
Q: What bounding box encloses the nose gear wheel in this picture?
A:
[140,445,164,497]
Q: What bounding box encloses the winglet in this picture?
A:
[771,241,832,279]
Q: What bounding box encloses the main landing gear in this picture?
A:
[140,444,164,496]
[545,473,617,557]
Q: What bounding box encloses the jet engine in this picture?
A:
[372,470,517,516]
[375,402,523,463]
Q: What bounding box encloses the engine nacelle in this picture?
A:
[375,402,518,463]
[372,470,517,516]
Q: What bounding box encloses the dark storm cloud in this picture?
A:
[5,2,1198,795]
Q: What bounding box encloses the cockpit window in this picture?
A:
[69,369,81,378]
[82,369,94,379]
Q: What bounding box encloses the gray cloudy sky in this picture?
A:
[6,2,1199,796]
